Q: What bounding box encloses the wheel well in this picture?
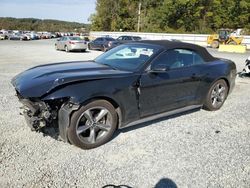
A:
[219,78,230,94]
[81,96,122,128]
[93,96,119,108]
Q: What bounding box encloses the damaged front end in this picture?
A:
[16,91,80,142]
[17,93,57,131]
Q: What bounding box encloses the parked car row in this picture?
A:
[88,35,142,52]
[0,29,89,41]
[55,35,142,53]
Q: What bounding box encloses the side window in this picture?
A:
[95,38,103,42]
[151,50,182,69]
[152,49,205,69]
[176,49,205,66]
[124,36,131,40]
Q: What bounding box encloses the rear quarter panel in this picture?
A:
[198,59,236,103]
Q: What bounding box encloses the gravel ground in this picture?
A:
[0,39,250,188]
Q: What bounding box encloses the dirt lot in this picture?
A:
[0,39,250,188]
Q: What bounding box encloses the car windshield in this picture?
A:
[69,36,81,41]
[94,44,160,71]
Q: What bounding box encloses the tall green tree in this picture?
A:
[90,0,250,34]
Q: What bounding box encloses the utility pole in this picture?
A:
[137,1,142,32]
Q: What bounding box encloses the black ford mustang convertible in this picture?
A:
[11,40,236,149]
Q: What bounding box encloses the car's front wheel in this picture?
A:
[67,100,117,149]
[102,45,107,52]
[204,79,228,111]
[64,45,69,52]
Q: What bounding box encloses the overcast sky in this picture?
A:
[0,0,96,23]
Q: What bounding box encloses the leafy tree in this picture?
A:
[90,0,250,34]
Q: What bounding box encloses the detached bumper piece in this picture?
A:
[58,103,79,142]
[19,98,53,131]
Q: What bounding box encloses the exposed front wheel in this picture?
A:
[67,100,117,149]
[204,79,228,111]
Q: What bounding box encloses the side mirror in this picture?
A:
[149,64,169,73]
[57,38,60,41]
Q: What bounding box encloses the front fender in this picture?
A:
[42,76,140,127]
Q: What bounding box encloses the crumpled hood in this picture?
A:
[11,61,131,98]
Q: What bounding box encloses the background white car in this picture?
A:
[55,36,88,52]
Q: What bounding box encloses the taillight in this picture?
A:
[69,41,75,44]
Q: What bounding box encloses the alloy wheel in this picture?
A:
[76,107,112,144]
[210,83,227,108]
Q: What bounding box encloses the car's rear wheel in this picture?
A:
[204,79,228,111]
[88,44,92,50]
[67,100,117,149]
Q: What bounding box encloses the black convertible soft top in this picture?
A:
[137,40,216,62]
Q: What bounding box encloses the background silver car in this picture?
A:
[55,36,88,52]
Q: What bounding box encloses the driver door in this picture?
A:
[139,49,204,117]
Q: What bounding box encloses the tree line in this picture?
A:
[0,17,90,32]
[90,0,250,34]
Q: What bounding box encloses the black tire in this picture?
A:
[65,45,69,52]
[204,79,228,111]
[211,40,219,48]
[102,45,107,52]
[88,43,92,50]
[81,49,86,52]
[67,100,117,149]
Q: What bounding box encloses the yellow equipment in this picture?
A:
[207,29,243,48]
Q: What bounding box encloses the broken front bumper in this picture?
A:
[19,98,51,131]
[58,103,79,142]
